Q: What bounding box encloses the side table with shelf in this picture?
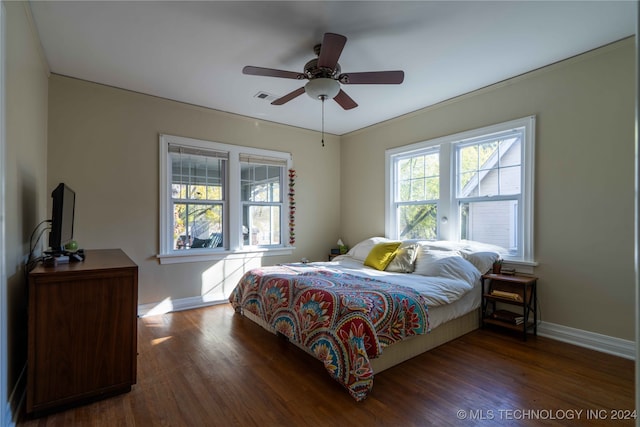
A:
[481,273,537,341]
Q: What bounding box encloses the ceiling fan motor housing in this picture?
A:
[304,58,341,80]
[303,57,342,99]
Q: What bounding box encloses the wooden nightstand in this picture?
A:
[328,253,340,261]
[481,273,537,341]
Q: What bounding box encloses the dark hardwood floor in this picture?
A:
[19,303,634,426]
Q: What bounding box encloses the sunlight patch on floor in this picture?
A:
[151,336,173,346]
[142,297,175,317]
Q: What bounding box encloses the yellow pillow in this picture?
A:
[364,242,402,271]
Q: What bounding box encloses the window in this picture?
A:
[159,135,292,263]
[394,148,440,239]
[456,131,522,253]
[386,116,535,262]
[241,155,284,247]
[170,145,226,250]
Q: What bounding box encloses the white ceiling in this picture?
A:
[29,1,636,136]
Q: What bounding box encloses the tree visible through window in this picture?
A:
[170,146,225,250]
[395,149,439,239]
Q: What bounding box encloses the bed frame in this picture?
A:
[240,307,479,374]
[371,308,478,372]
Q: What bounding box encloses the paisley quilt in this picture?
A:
[229,264,430,401]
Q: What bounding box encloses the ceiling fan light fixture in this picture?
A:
[305,78,340,100]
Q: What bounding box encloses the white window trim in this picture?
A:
[385,116,536,263]
[0,4,7,426]
[158,134,293,264]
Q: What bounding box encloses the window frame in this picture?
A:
[240,156,286,248]
[392,146,441,240]
[386,116,536,264]
[169,144,227,252]
[158,134,293,264]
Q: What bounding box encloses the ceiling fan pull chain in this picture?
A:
[321,96,325,147]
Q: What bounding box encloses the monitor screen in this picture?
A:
[49,183,75,253]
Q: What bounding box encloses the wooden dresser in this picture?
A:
[27,249,138,415]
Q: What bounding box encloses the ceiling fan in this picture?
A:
[242,33,404,110]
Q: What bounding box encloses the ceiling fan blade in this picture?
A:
[339,71,405,85]
[333,89,358,110]
[271,87,306,105]
[317,33,347,70]
[243,66,304,80]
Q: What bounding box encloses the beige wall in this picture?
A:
[340,38,636,341]
[48,75,341,306]
[4,0,49,411]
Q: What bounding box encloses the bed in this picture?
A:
[229,237,502,401]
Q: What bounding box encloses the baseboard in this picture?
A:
[538,321,635,360]
[4,364,25,427]
[138,296,226,317]
[2,401,12,427]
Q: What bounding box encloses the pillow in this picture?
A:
[364,241,402,271]
[418,240,504,274]
[385,242,418,273]
[422,240,506,254]
[420,240,466,252]
[414,247,460,275]
[346,237,391,261]
[459,240,507,254]
[414,249,480,285]
[462,251,501,274]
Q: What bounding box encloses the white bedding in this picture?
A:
[311,237,503,311]
[308,254,480,308]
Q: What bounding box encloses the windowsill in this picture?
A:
[503,259,538,275]
[503,259,538,266]
[156,246,295,265]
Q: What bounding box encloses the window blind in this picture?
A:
[239,153,288,166]
[170,144,226,187]
[169,144,229,159]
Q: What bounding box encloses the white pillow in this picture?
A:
[422,240,506,254]
[414,249,480,285]
[459,240,507,254]
[414,247,459,275]
[462,251,501,274]
[385,242,418,273]
[418,240,503,274]
[420,240,466,252]
[345,237,390,261]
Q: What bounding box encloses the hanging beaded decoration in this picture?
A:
[288,169,296,245]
